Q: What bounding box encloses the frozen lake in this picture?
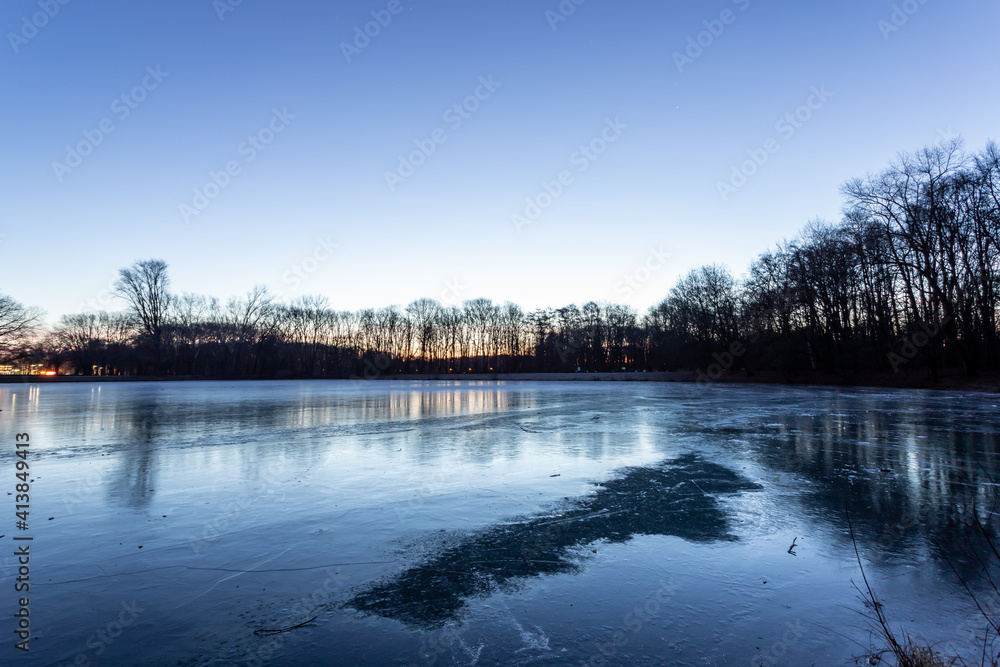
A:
[1,380,998,665]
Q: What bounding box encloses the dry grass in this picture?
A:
[865,641,954,667]
[848,510,966,667]
[848,461,1000,666]
[897,645,952,667]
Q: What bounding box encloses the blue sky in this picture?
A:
[2,0,998,322]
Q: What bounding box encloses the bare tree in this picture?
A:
[169,293,219,374]
[223,285,276,376]
[22,138,1000,380]
[406,298,441,370]
[53,311,135,375]
[114,259,172,368]
[0,292,42,358]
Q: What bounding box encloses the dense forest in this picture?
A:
[2,139,998,381]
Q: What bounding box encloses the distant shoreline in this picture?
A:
[2,369,999,393]
[0,371,686,384]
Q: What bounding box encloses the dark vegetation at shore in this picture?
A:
[850,478,1000,666]
[348,454,760,629]
[1,140,999,383]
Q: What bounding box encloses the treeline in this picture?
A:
[38,288,647,378]
[2,139,998,380]
[651,139,1000,379]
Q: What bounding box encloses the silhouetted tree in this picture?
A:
[23,140,1000,381]
[0,291,42,361]
[114,259,172,371]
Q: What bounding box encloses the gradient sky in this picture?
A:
[2,0,998,324]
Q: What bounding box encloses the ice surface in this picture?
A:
[0,380,996,665]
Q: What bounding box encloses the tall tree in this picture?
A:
[114,259,172,368]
